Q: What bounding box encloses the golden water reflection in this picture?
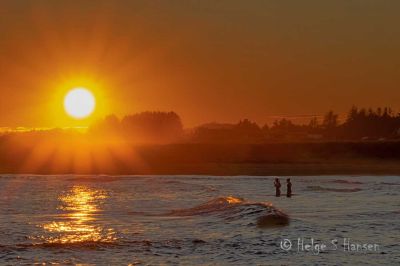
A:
[42,185,116,244]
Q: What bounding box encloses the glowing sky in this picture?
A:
[1,0,400,127]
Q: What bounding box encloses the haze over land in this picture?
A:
[1,107,400,175]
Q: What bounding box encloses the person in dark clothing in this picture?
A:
[286,178,292,197]
[274,178,281,197]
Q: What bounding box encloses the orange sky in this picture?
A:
[1,1,400,128]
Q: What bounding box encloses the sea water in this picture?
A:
[0,175,398,265]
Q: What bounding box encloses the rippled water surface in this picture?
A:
[0,175,399,265]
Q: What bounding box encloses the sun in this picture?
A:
[64,88,96,119]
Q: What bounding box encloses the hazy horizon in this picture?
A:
[0,110,343,130]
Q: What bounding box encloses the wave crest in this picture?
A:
[167,196,289,228]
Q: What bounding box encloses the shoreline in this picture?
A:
[1,161,400,176]
[130,161,400,176]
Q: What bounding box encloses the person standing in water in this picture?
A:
[274,178,281,197]
[286,178,292,197]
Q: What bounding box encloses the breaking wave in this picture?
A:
[166,196,289,228]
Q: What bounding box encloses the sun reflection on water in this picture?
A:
[41,185,116,244]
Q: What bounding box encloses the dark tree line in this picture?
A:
[191,106,400,142]
[87,107,400,143]
[90,111,184,143]
[338,106,400,139]
[1,107,400,144]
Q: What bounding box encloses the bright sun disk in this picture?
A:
[64,88,96,119]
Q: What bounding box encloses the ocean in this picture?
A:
[0,175,398,265]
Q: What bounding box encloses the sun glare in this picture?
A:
[64,88,96,119]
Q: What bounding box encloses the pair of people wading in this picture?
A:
[274,178,292,197]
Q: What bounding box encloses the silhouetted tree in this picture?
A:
[309,117,319,129]
[90,112,184,143]
[89,114,121,137]
[323,111,338,129]
[340,106,400,139]
[121,111,183,143]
